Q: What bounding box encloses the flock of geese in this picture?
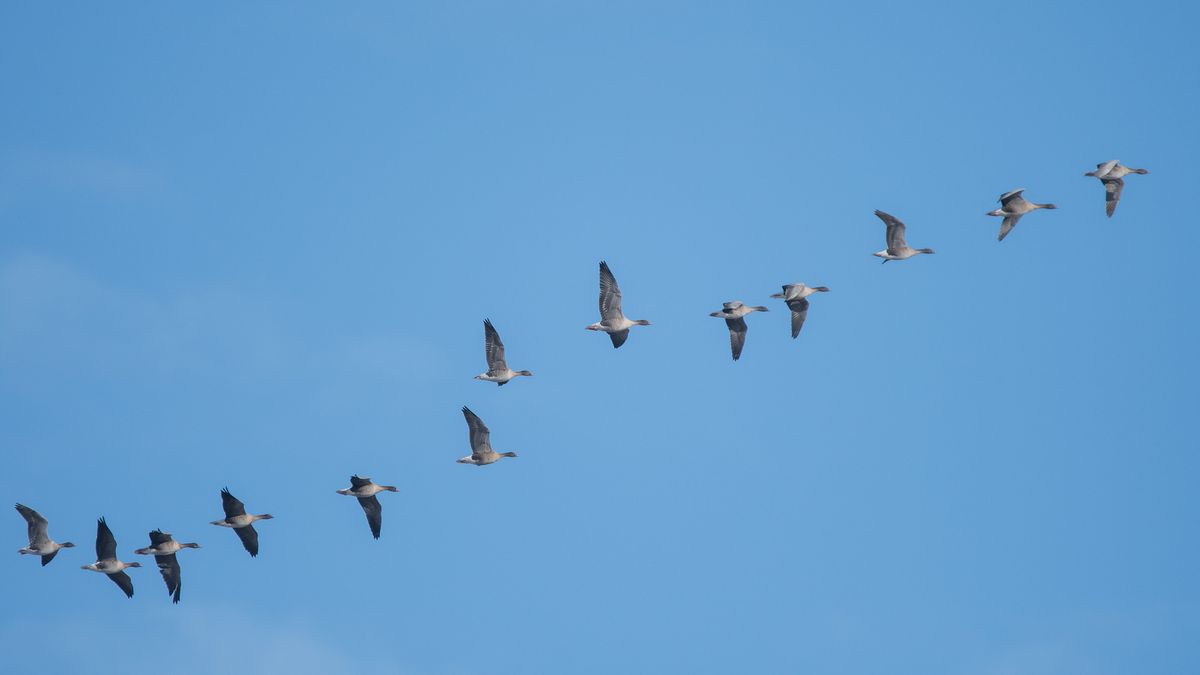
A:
[13,160,1149,603]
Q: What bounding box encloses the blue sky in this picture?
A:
[2,2,1197,673]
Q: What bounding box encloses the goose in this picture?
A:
[769,284,830,338]
[336,475,398,539]
[134,530,199,604]
[81,518,140,598]
[586,260,651,348]
[709,301,769,361]
[1085,160,1148,217]
[986,189,1057,241]
[15,503,75,566]
[210,488,273,557]
[474,319,533,386]
[872,210,935,261]
[457,406,518,465]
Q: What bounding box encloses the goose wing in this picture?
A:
[349,475,372,490]
[874,210,908,253]
[1095,159,1119,177]
[726,317,748,361]
[96,518,117,561]
[786,298,810,338]
[462,406,492,459]
[234,524,259,557]
[608,329,629,349]
[107,570,134,598]
[220,488,247,519]
[357,495,383,539]
[998,214,1021,241]
[15,503,49,547]
[598,261,625,322]
[155,552,181,603]
[148,529,173,547]
[999,189,1026,207]
[1103,177,1124,217]
[483,319,508,372]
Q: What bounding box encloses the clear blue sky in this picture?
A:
[2,2,1197,674]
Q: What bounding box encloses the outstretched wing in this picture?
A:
[148,529,173,546]
[1103,177,1124,217]
[107,570,134,598]
[358,495,383,539]
[608,329,629,349]
[155,552,182,603]
[999,189,1026,207]
[221,488,247,519]
[483,319,508,372]
[998,214,1021,241]
[462,406,492,458]
[786,298,810,339]
[598,261,625,322]
[15,504,49,547]
[235,524,260,557]
[96,518,117,561]
[350,475,372,490]
[726,317,748,361]
[874,210,908,253]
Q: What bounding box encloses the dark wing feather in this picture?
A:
[998,215,1020,241]
[358,495,383,539]
[148,529,172,546]
[786,298,810,339]
[874,210,907,253]
[235,524,259,557]
[155,553,181,603]
[96,518,117,561]
[221,488,247,519]
[108,570,134,598]
[462,407,492,458]
[16,503,49,546]
[349,475,371,489]
[999,189,1026,207]
[726,317,748,361]
[1103,177,1124,217]
[598,261,624,321]
[41,551,59,566]
[483,319,508,372]
[609,329,629,349]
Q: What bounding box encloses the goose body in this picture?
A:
[15,503,75,566]
[586,261,651,348]
[337,475,398,539]
[134,530,198,604]
[709,301,769,361]
[770,283,830,339]
[872,210,935,261]
[81,518,140,598]
[210,488,273,557]
[457,406,518,465]
[474,319,533,386]
[1085,160,1148,217]
[985,189,1057,241]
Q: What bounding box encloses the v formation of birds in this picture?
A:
[13,161,1147,602]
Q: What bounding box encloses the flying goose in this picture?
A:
[769,284,830,339]
[474,319,533,386]
[586,260,651,348]
[336,475,398,539]
[134,530,199,604]
[81,518,140,598]
[872,210,935,261]
[1085,160,1149,217]
[986,189,1057,241]
[458,406,518,465]
[15,503,75,566]
[709,301,769,361]
[210,488,273,557]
